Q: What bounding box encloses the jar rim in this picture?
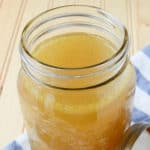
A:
[21,5,129,71]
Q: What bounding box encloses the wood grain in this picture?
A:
[0,0,23,88]
[0,0,150,148]
[0,0,49,147]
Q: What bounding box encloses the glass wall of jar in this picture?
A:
[18,5,136,150]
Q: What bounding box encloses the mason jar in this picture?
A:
[18,5,136,150]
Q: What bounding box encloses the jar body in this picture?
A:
[18,60,135,150]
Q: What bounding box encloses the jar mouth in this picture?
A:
[21,5,129,71]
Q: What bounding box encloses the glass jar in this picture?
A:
[18,5,136,150]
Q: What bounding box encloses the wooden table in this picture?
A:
[0,0,150,148]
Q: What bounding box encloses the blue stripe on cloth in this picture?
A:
[3,141,22,150]
[132,107,150,123]
[135,66,150,95]
[143,45,150,58]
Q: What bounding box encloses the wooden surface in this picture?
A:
[0,0,150,148]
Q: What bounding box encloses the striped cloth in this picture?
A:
[3,45,150,150]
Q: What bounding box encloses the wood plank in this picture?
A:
[127,0,137,54]
[51,0,102,8]
[137,0,150,49]
[104,0,129,26]
[51,0,75,8]
[74,0,101,7]
[0,0,50,147]
[0,0,23,90]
